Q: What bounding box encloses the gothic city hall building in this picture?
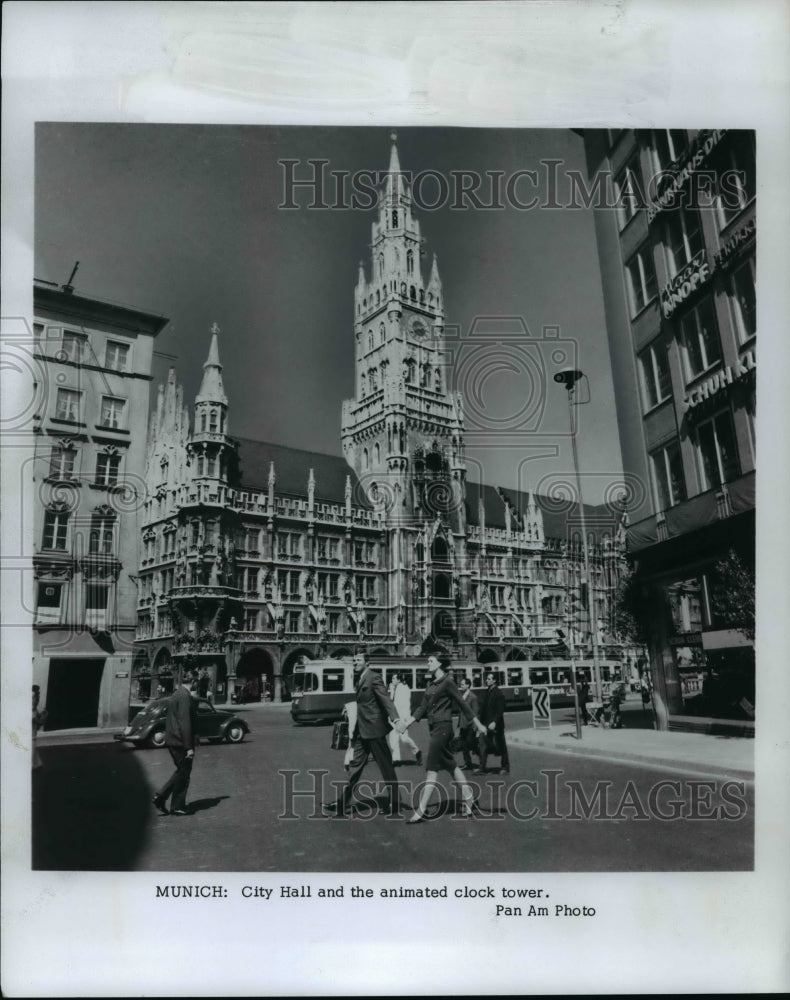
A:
[134,136,630,708]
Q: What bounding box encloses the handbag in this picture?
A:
[331,718,349,750]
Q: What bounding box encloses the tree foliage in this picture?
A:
[612,566,651,646]
[709,549,755,640]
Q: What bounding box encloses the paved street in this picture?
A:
[33,705,753,872]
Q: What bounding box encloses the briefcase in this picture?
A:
[331,718,349,750]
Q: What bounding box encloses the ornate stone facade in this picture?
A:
[134,137,629,704]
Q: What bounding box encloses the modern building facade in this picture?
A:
[32,281,167,729]
[133,136,633,708]
[582,128,756,733]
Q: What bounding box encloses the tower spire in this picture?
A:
[196,324,228,406]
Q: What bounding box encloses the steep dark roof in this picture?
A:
[233,437,619,538]
[465,481,620,545]
[234,438,372,508]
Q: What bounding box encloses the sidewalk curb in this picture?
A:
[508,733,755,782]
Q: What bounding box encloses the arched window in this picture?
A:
[201,411,207,432]
[428,292,434,304]
[376,290,380,305]
[379,323,385,345]
[434,368,442,391]
[400,282,407,296]
[369,367,377,391]
[368,332,374,351]
[360,373,367,396]
[362,447,369,470]
[374,443,380,464]
[407,249,414,274]
[415,541,425,562]
[378,254,384,277]
[419,289,425,304]
[209,409,218,432]
[197,453,205,477]
[410,285,416,301]
[392,209,398,228]
[432,535,449,560]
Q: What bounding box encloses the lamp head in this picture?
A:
[553,367,584,388]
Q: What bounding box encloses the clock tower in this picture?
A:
[341,132,466,532]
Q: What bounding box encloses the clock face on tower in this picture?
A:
[410,319,427,341]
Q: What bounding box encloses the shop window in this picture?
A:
[105,340,129,372]
[639,339,672,410]
[664,209,704,279]
[55,388,81,423]
[679,297,722,380]
[625,244,658,316]
[42,509,69,550]
[729,257,756,342]
[613,159,644,229]
[696,409,740,490]
[650,441,686,511]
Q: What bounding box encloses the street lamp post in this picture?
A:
[554,367,602,735]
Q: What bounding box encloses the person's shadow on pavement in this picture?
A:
[187,795,230,813]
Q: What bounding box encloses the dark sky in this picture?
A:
[35,124,623,502]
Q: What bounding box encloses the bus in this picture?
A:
[289,656,623,723]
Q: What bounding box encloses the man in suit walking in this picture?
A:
[476,671,510,775]
[456,675,480,770]
[153,674,198,816]
[324,654,406,816]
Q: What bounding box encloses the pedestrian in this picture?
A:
[323,654,407,817]
[576,673,591,725]
[476,671,510,774]
[456,675,480,770]
[608,683,625,729]
[387,673,422,767]
[153,673,198,816]
[196,666,212,702]
[401,655,488,823]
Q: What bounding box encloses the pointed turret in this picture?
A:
[196,324,228,406]
[385,130,405,202]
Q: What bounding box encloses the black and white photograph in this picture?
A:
[2,2,789,997]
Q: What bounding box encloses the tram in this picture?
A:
[289,656,622,723]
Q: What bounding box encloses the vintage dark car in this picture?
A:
[115,697,250,748]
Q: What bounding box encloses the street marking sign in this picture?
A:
[532,685,551,729]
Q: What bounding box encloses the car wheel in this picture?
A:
[225,723,245,744]
[149,728,166,749]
